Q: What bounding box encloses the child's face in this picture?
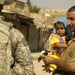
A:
[56,23,66,37]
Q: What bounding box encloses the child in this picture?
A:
[49,17,72,74]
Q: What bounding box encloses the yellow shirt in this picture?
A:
[50,33,66,53]
[49,33,66,69]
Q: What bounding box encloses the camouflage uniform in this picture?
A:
[0,15,35,75]
[0,0,35,75]
[10,20,35,75]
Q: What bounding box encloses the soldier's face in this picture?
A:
[67,11,75,32]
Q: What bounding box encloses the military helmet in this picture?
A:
[0,0,14,5]
[0,0,15,13]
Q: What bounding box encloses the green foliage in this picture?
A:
[29,5,41,13]
[26,0,31,6]
[26,0,41,13]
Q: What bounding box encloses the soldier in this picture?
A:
[0,0,35,75]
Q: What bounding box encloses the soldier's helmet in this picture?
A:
[0,0,30,17]
[0,0,15,13]
[0,0,12,11]
[0,0,13,5]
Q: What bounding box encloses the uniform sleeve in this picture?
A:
[11,29,35,75]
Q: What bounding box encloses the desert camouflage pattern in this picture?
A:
[0,16,34,75]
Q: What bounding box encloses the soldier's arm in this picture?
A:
[11,28,35,75]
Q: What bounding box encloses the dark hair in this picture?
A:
[54,21,65,29]
[55,21,67,34]
[67,6,75,12]
[55,21,71,43]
